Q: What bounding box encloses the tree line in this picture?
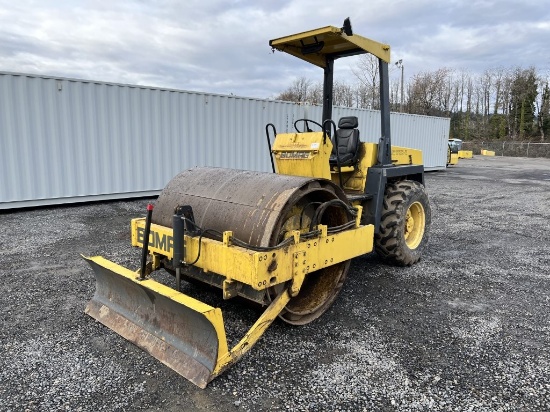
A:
[274,55,550,142]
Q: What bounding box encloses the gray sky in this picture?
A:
[1,0,549,99]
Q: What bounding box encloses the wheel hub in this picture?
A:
[404,201,425,250]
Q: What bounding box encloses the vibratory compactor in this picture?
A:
[83,19,431,388]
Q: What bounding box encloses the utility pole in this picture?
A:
[395,59,404,112]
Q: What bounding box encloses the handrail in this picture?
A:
[323,119,343,188]
[265,123,277,173]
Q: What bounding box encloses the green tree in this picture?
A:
[536,81,549,141]
[488,114,507,139]
[509,67,538,139]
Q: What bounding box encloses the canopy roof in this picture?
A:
[269,25,391,67]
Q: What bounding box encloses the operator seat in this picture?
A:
[329,116,360,167]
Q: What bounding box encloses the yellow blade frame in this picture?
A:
[84,210,373,387]
[83,256,291,388]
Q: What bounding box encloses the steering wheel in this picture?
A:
[293,118,324,133]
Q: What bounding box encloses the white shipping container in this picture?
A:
[0,72,449,209]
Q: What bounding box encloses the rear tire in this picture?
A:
[374,180,431,266]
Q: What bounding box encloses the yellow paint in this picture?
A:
[447,146,459,165]
[481,149,495,156]
[89,21,431,390]
[270,25,391,66]
[328,143,422,192]
[131,218,374,291]
[272,131,332,179]
[92,213,375,387]
[83,255,287,385]
[458,150,473,159]
[392,146,423,165]
[211,288,292,378]
[83,255,230,359]
[329,142,376,191]
[405,201,425,249]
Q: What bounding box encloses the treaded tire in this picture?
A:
[374,180,431,266]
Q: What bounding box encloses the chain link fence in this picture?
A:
[462,141,550,158]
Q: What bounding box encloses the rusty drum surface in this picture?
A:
[153,167,352,325]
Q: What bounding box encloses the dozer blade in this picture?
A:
[83,256,229,389]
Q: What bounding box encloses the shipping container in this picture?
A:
[0,72,449,209]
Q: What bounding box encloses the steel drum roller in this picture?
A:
[152,167,352,325]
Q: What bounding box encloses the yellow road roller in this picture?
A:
[84,18,431,388]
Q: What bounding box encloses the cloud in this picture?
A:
[0,0,549,99]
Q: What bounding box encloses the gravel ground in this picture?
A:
[1,155,550,411]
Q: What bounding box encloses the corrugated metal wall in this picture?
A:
[0,72,449,209]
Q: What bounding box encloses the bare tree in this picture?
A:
[333,81,354,108]
[275,77,313,103]
[308,82,323,106]
[274,63,547,141]
[448,71,461,114]
[479,70,493,120]
[490,67,505,114]
[408,68,451,115]
[390,78,401,110]
[352,54,379,109]
[457,69,471,113]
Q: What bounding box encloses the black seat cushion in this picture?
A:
[330,116,360,167]
[337,116,358,129]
